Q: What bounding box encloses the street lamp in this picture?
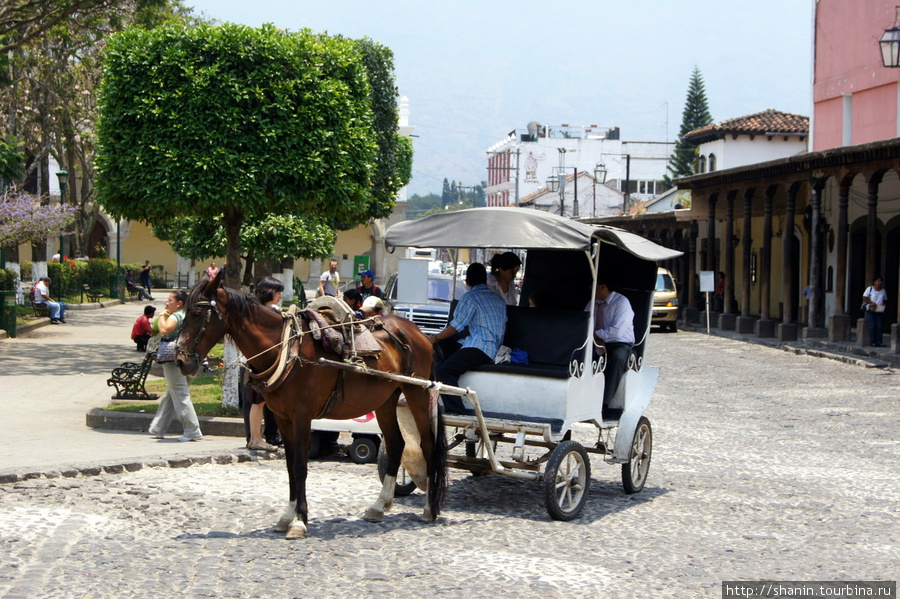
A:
[592,162,607,217]
[56,170,68,259]
[881,6,900,67]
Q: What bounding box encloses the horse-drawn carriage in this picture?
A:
[175,207,679,536]
[379,207,681,520]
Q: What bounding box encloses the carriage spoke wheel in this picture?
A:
[622,417,652,494]
[376,445,418,496]
[543,440,591,521]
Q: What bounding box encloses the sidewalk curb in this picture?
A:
[0,409,278,485]
[0,450,280,486]
[85,407,247,437]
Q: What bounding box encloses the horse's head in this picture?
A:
[176,272,227,376]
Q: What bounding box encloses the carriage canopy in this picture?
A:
[385,207,682,261]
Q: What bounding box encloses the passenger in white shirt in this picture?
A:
[590,278,634,405]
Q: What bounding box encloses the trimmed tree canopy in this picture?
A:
[96,23,399,285]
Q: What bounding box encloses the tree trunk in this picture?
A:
[241,253,255,288]
[280,256,294,302]
[221,337,240,409]
[222,205,244,289]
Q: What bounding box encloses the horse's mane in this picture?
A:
[186,275,267,326]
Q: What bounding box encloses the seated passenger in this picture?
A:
[430,263,507,414]
[487,251,521,305]
[590,278,634,406]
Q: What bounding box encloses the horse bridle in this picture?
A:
[178,299,222,365]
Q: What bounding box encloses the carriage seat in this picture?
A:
[475,306,589,379]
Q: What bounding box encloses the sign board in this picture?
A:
[397,259,429,305]
[699,271,715,293]
[354,255,370,280]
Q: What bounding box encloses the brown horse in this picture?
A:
[175,274,448,538]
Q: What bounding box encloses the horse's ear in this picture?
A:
[201,272,220,299]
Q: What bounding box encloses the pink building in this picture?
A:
[813,1,900,149]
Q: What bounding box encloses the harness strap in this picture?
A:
[370,317,414,375]
[315,369,344,419]
[247,304,301,392]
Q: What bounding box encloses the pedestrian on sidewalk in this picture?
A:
[148,290,202,442]
[862,276,887,347]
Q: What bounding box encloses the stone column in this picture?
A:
[829,180,852,341]
[865,174,882,287]
[778,183,801,341]
[684,220,699,324]
[719,190,737,330]
[737,188,756,334]
[703,193,718,325]
[804,180,827,339]
[756,185,777,338]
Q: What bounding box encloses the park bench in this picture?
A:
[107,352,159,400]
[31,299,50,318]
[83,283,104,303]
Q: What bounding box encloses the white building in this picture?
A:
[684,108,809,173]
[485,123,674,208]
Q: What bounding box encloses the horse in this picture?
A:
[175,274,448,539]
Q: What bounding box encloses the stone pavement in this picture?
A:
[0,329,897,597]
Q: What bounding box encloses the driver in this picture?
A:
[429,263,506,415]
[590,277,634,406]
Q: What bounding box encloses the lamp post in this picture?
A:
[593,162,607,217]
[546,169,578,217]
[56,170,68,259]
[881,6,900,67]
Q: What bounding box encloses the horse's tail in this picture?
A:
[427,389,449,517]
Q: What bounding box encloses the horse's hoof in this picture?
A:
[364,508,384,522]
[274,517,292,533]
[285,522,307,539]
[421,509,436,522]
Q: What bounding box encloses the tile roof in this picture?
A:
[684,109,809,143]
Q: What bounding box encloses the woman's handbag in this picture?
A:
[156,339,177,363]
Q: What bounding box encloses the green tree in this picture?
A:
[96,23,389,288]
[665,66,713,184]
[1,0,195,258]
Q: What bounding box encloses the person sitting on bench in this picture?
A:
[590,277,634,406]
[125,269,153,300]
[33,276,67,324]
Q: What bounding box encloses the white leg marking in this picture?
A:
[365,474,396,522]
[275,500,296,532]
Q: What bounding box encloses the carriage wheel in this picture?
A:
[376,445,418,496]
[543,440,591,521]
[348,435,379,464]
[622,417,652,494]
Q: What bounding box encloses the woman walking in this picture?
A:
[148,290,202,442]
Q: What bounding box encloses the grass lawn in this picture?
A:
[102,343,240,418]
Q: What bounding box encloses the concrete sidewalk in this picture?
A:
[680,317,900,369]
[0,298,253,479]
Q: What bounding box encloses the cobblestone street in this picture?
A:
[1,331,898,598]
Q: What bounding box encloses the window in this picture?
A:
[699,155,707,174]
[708,154,717,172]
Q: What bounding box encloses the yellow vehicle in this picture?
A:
[652,267,678,332]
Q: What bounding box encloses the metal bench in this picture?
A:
[31,300,50,318]
[83,284,104,303]
[107,352,159,400]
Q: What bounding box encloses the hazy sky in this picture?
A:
[185,0,813,196]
